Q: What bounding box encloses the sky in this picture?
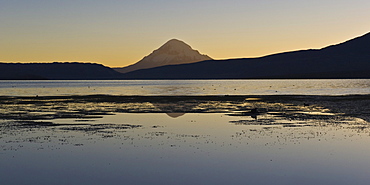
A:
[1,0,369,67]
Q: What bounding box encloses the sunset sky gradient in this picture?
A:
[1,0,369,67]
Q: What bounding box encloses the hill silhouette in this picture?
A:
[1,32,369,80]
[120,32,370,79]
[0,62,121,80]
[114,39,212,73]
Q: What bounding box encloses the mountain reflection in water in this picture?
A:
[1,95,370,184]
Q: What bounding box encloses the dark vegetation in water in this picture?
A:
[1,94,370,121]
[1,95,370,152]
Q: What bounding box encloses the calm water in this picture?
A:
[1,79,370,184]
[1,79,370,96]
[2,113,370,185]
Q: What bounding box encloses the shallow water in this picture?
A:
[1,79,370,96]
[1,98,370,184]
[1,80,370,184]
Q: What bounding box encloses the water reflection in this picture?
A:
[1,95,369,147]
[2,95,370,184]
[2,79,370,96]
[150,101,199,118]
[166,112,185,118]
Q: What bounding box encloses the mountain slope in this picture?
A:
[114,39,212,73]
[120,32,370,79]
[0,62,122,80]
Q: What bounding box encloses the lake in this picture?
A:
[1,80,370,184]
[1,79,370,96]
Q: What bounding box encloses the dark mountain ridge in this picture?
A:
[120,32,370,79]
[1,32,369,80]
[0,62,121,80]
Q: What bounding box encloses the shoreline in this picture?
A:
[2,93,370,100]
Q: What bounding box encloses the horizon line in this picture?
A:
[1,31,368,68]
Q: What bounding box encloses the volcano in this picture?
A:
[120,32,370,79]
[114,39,212,73]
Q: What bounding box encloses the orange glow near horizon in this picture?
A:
[0,1,369,68]
[1,31,367,68]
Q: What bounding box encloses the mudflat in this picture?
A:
[2,95,370,185]
[1,94,370,122]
